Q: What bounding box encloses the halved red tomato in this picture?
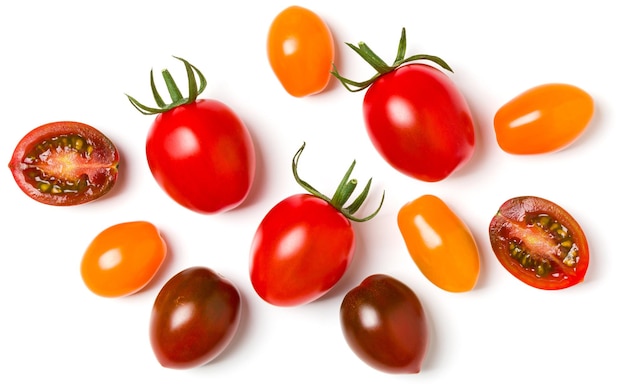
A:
[489,196,589,290]
[8,121,119,206]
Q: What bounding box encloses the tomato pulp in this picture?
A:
[489,196,589,290]
[8,121,119,206]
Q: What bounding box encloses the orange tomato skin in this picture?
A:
[397,195,480,293]
[81,221,167,298]
[493,83,594,154]
[267,6,334,97]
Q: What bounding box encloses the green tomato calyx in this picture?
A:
[331,27,453,92]
[126,56,207,115]
[292,142,384,222]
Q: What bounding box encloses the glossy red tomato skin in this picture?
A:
[150,267,242,369]
[146,100,255,214]
[340,274,429,374]
[489,196,589,290]
[8,121,119,206]
[250,194,355,306]
[363,64,475,182]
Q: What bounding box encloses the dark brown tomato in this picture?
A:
[150,266,242,369]
[489,196,589,290]
[8,121,119,206]
[340,274,429,374]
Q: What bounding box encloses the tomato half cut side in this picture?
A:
[8,121,120,206]
[489,196,589,290]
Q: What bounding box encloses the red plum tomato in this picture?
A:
[8,121,119,206]
[489,196,589,290]
[340,274,429,374]
[250,193,356,306]
[494,83,594,154]
[127,57,255,214]
[332,29,475,182]
[150,267,242,369]
[81,221,167,298]
[249,143,383,306]
[267,5,335,97]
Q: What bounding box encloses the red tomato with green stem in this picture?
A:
[489,196,589,290]
[127,57,255,214]
[332,28,475,182]
[8,121,119,206]
[249,143,385,307]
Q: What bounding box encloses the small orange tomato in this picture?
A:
[397,195,480,293]
[493,83,594,154]
[81,221,167,298]
[267,5,335,97]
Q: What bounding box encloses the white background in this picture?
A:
[1,1,623,389]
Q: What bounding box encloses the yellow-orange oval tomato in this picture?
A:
[267,5,334,97]
[397,194,480,292]
[81,221,167,298]
[493,83,594,154]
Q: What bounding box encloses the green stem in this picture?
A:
[331,27,453,92]
[292,143,384,222]
[162,69,183,103]
[127,56,208,115]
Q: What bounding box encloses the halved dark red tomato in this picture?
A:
[8,121,120,206]
[489,196,589,290]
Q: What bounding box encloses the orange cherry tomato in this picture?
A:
[267,5,335,97]
[397,194,480,292]
[81,221,167,298]
[493,83,594,154]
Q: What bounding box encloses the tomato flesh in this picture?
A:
[340,274,429,374]
[363,64,475,182]
[81,221,167,298]
[8,121,119,206]
[250,194,355,306]
[493,83,594,154]
[267,5,335,97]
[489,196,589,290]
[150,267,242,369]
[398,194,480,292]
[146,100,255,214]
